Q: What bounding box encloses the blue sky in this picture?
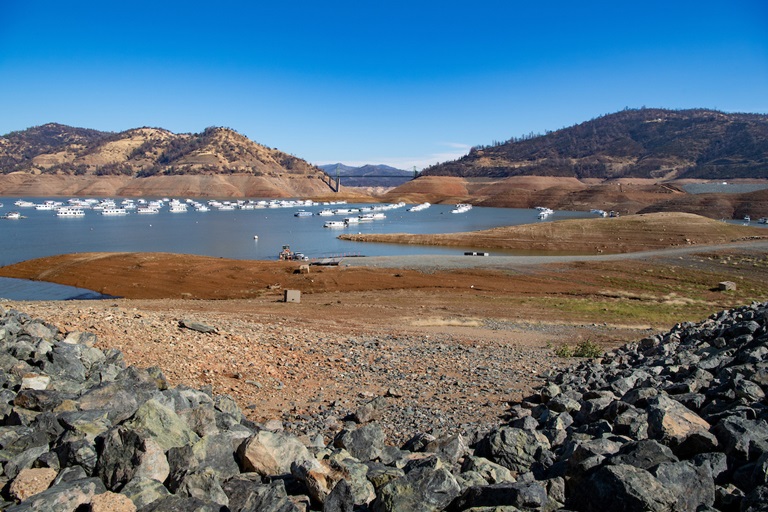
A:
[1,1,766,170]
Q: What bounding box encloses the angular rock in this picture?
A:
[166,432,240,491]
[352,396,387,423]
[178,319,217,334]
[291,457,349,505]
[445,481,549,511]
[646,393,712,448]
[372,467,461,512]
[89,491,137,512]
[461,456,516,485]
[8,467,57,502]
[238,430,313,477]
[476,427,551,474]
[323,479,355,512]
[4,477,106,512]
[123,398,200,452]
[175,467,229,507]
[97,427,170,491]
[333,423,386,462]
[571,464,677,512]
[653,460,715,511]
[120,477,171,510]
[222,476,300,512]
[712,416,768,464]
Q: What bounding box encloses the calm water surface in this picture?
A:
[0,197,595,298]
[0,198,596,265]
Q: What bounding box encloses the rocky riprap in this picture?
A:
[0,302,767,511]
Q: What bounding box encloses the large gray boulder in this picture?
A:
[372,466,461,512]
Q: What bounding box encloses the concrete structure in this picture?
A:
[284,289,301,303]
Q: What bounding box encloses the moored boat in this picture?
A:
[101,208,128,216]
[451,203,472,214]
[408,202,431,212]
[56,207,85,217]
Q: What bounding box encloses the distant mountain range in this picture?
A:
[422,108,768,180]
[318,163,415,187]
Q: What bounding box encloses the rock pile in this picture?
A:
[1,301,767,511]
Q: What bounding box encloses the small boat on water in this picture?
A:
[101,208,128,216]
[408,202,431,212]
[536,207,554,219]
[358,212,386,222]
[2,211,21,220]
[317,209,334,216]
[56,207,85,217]
[324,220,346,228]
[35,201,62,210]
[294,210,313,217]
[451,203,472,214]
[137,207,160,214]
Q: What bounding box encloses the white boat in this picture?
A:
[101,208,128,216]
[324,220,346,228]
[744,215,751,223]
[451,203,472,214]
[35,201,62,210]
[137,207,160,214]
[590,209,608,217]
[169,204,188,213]
[294,210,313,217]
[14,200,35,208]
[408,202,431,212]
[317,209,335,216]
[2,211,21,220]
[56,207,85,217]
[537,207,554,219]
[195,205,210,212]
[344,217,360,224]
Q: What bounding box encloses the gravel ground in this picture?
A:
[681,182,768,194]
[4,299,609,446]
[342,240,768,270]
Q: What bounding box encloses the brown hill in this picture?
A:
[0,123,340,197]
[422,108,768,180]
[382,175,768,219]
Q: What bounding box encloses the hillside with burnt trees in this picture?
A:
[422,108,768,180]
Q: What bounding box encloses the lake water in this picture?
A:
[0,198,598,266]
[0,197,596,299]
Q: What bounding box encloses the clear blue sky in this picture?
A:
[1,1,766,170]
